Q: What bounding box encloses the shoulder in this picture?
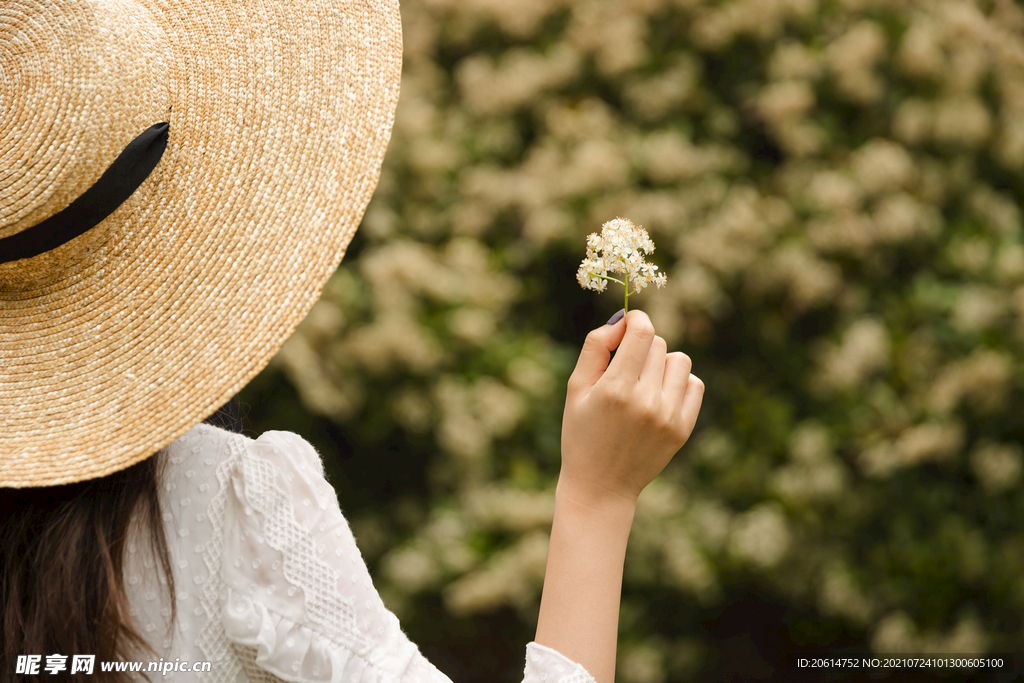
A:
[245,429,327,479]
[168,423,325,475]
[163,424,331,516]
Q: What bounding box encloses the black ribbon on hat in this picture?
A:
[0,122,170,264]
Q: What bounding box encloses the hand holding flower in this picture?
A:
[558,309,704,508]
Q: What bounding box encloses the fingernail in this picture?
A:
[606,308,625,325]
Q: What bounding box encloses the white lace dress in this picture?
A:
[123,422,596,683]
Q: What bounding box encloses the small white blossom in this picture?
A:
[576,217,667,308]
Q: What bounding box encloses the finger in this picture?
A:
[606,310,656,382]
[662,351,692,405]
[678,374,705,438]
[568,313,629,390]
[639,335,668,394]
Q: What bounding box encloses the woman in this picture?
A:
[0,0,704,681]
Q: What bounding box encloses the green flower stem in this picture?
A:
[589,273,626,287]
[586,271,642,315]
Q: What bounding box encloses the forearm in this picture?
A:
[534,478,637,683]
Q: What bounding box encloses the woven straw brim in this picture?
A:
[0,0,401,487]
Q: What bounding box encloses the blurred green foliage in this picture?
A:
[239,0,1024,680]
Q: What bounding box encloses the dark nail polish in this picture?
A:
[606,308,625,325]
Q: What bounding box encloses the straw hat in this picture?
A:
[0,0,402,487]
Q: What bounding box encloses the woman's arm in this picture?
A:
[535,311,704,683]
[535,483,635,683]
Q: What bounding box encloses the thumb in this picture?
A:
[569,309,628,390]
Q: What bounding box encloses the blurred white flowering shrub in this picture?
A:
[240,0,1024,680]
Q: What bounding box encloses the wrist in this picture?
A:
[555,474,638,520]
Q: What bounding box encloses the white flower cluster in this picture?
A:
[576,217,667,296]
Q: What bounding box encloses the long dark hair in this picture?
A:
[0,399,243,683]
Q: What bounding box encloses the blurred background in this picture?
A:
[237,0,1024,680]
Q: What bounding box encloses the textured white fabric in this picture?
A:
[124,422,596,683]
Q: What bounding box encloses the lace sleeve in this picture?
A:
[220,430,594,683]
